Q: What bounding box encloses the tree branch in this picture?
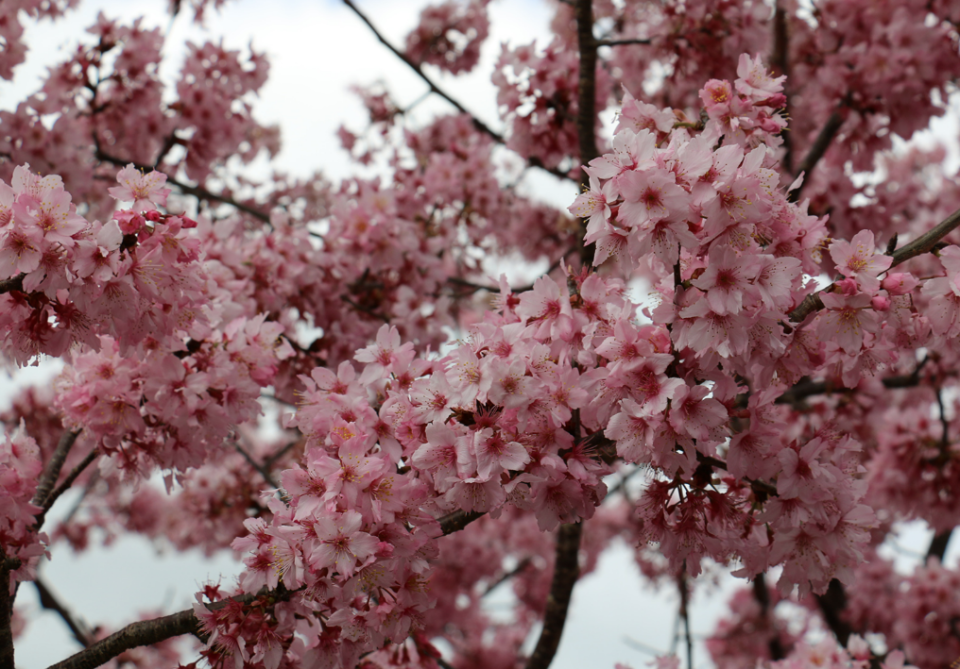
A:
[815,579,853,648]
[46,605,212,669]
[752,573,786,660]
[927,529,953,562]
[0,549,14,669]
[524,522,582,669]
[770,0,792,174]
[789,108,844,202]
[438,509,484,535]
[33,447,99,531]
[35,577,92,648]
[788,206,960,324]
[95,149,272,224]
[341,0,571,182]
[32,429,81,510]
[678,566,693,669]
[595,38,651,46]
[0,274,23,295]
[574,0,600,266]
[43,507,487,669]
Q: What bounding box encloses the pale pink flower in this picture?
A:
[108,163,171,211]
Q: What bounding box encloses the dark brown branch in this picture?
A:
[95,149,271,223]
[574,0,600,266]
[482,557,532,597]
[341,0,571,182]
[32,429,81,509]
[815,579,853,647]
[788,206,960,324]
[889,206,960,266]
[770,0,791,174]
[752,574,786,660]
[789,109,844,202]
[524,522,582,669]
[44,507,486,669]
[233,441,279,490]
[678,567,693,669]
[33,448,99,531]
[0,554,13,669]
[927,529,953,562]
[0,274,23,295]
[438,509,484,535]
[574,0,600,172]
[340,295,390,323]
[35,577,92,647]
[44,591,267,669]
[775,368,928,405]
[595,38,651,46]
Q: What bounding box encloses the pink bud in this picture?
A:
[837,277,859,296]
[871,295,891,311]
[881,272,918,295]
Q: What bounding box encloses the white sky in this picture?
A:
[1,1,956,668]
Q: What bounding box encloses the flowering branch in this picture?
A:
[524,522,582,669]
[788,205,960,323]
[42,508,488,669]
[94,149,272,223]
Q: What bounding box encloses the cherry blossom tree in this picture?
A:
[3,0,960,668]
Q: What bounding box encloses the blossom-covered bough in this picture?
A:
[3,0,960,668]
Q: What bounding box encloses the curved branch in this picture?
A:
[95,149,272,224]
[525,522,582,669]
[788,205,960,324]
[789,108,844,202]
[341,0,572,182]
[32,429,81,510]
[34,447,99,531]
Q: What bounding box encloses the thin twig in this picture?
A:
[233,441,280,490]
[679,566,693,669]
[340,295,390,323]
[752,573,785,660]
[438,509,484,535]
[95,149,272,224]
[341,0,572,182]
[482,557,532,597]
[524,522,582,669]
[35,577,92,648]
[789,108,844,201]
